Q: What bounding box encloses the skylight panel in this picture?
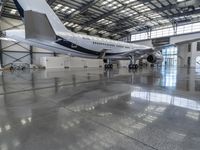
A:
[61,6,69,12]
[10,9,17,14]
[84,27,95,31]
[119,8,137,17]
[54,4,76,14]
[132,3,144,9]
[54,4,62,10]
[99,30,110,35]
[97,19,113,25]
[101,0,122,10]
[123,0,137,4]
[147,12,162,19]
[64,22,81,29]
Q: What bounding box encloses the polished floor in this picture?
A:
[0,67,200,150]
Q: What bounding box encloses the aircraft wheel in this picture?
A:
[105,64,113,69]
[129,64,138,70]
[104,64,108,69]
[134,64,138,69]
[128,64,133,69]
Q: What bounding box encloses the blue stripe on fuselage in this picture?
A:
[56,36,124,56]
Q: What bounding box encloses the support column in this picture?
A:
[0,11,3,67]
[53,52,57,57]
[189,42,197,92]
[0,40,3,68]
[127,34,131,42]
[30,46,33,64]
[147,28,151,39]
[191,42,197,68]
[173,22,177,35]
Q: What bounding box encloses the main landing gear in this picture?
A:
[128,56,138,70]
[104,59,113,69]
[128,64,138,70]
[104,64,113,69]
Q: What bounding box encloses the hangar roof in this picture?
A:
[1,0,200,39]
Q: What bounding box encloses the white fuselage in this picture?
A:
[4,29,152,59]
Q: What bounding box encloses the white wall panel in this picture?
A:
[40,57,65,69]
[40,56,103,69]
[86,59,100,68]
[70,57,85,68]
[99,60,104,68]
[119,60,129,68]
[33,53,53,65]
[64,56,71,68]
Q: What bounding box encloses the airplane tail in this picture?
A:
[13,0,71,41]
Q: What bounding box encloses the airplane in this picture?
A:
[0,0,163,69]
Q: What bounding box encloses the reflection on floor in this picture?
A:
[0,67,200,150]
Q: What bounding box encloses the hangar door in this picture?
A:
[162,46,177,67]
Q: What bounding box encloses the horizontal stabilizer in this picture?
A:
[24,10,56,41]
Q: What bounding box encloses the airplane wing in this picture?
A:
[122,44,165,58]
[122,48,154,58]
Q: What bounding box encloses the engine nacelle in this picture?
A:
[147,52,163,64]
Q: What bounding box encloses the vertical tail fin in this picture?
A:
[13,0,71,37]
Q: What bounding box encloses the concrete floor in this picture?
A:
[0,67,200,150]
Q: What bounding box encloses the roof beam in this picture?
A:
[82,7,124,26]
[107,3,183,32]
[65,0,101,21]
[115,4,178,23]
[82,1,181,27]
[1,12,21,20]
[78,1,174,35]
[0,0,8,17]
[82,0,142,26]
[47,0,56,5]
[113,8,200,34]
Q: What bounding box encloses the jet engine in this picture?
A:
[147,52,163,64]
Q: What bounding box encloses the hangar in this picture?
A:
[0,0,200,149]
